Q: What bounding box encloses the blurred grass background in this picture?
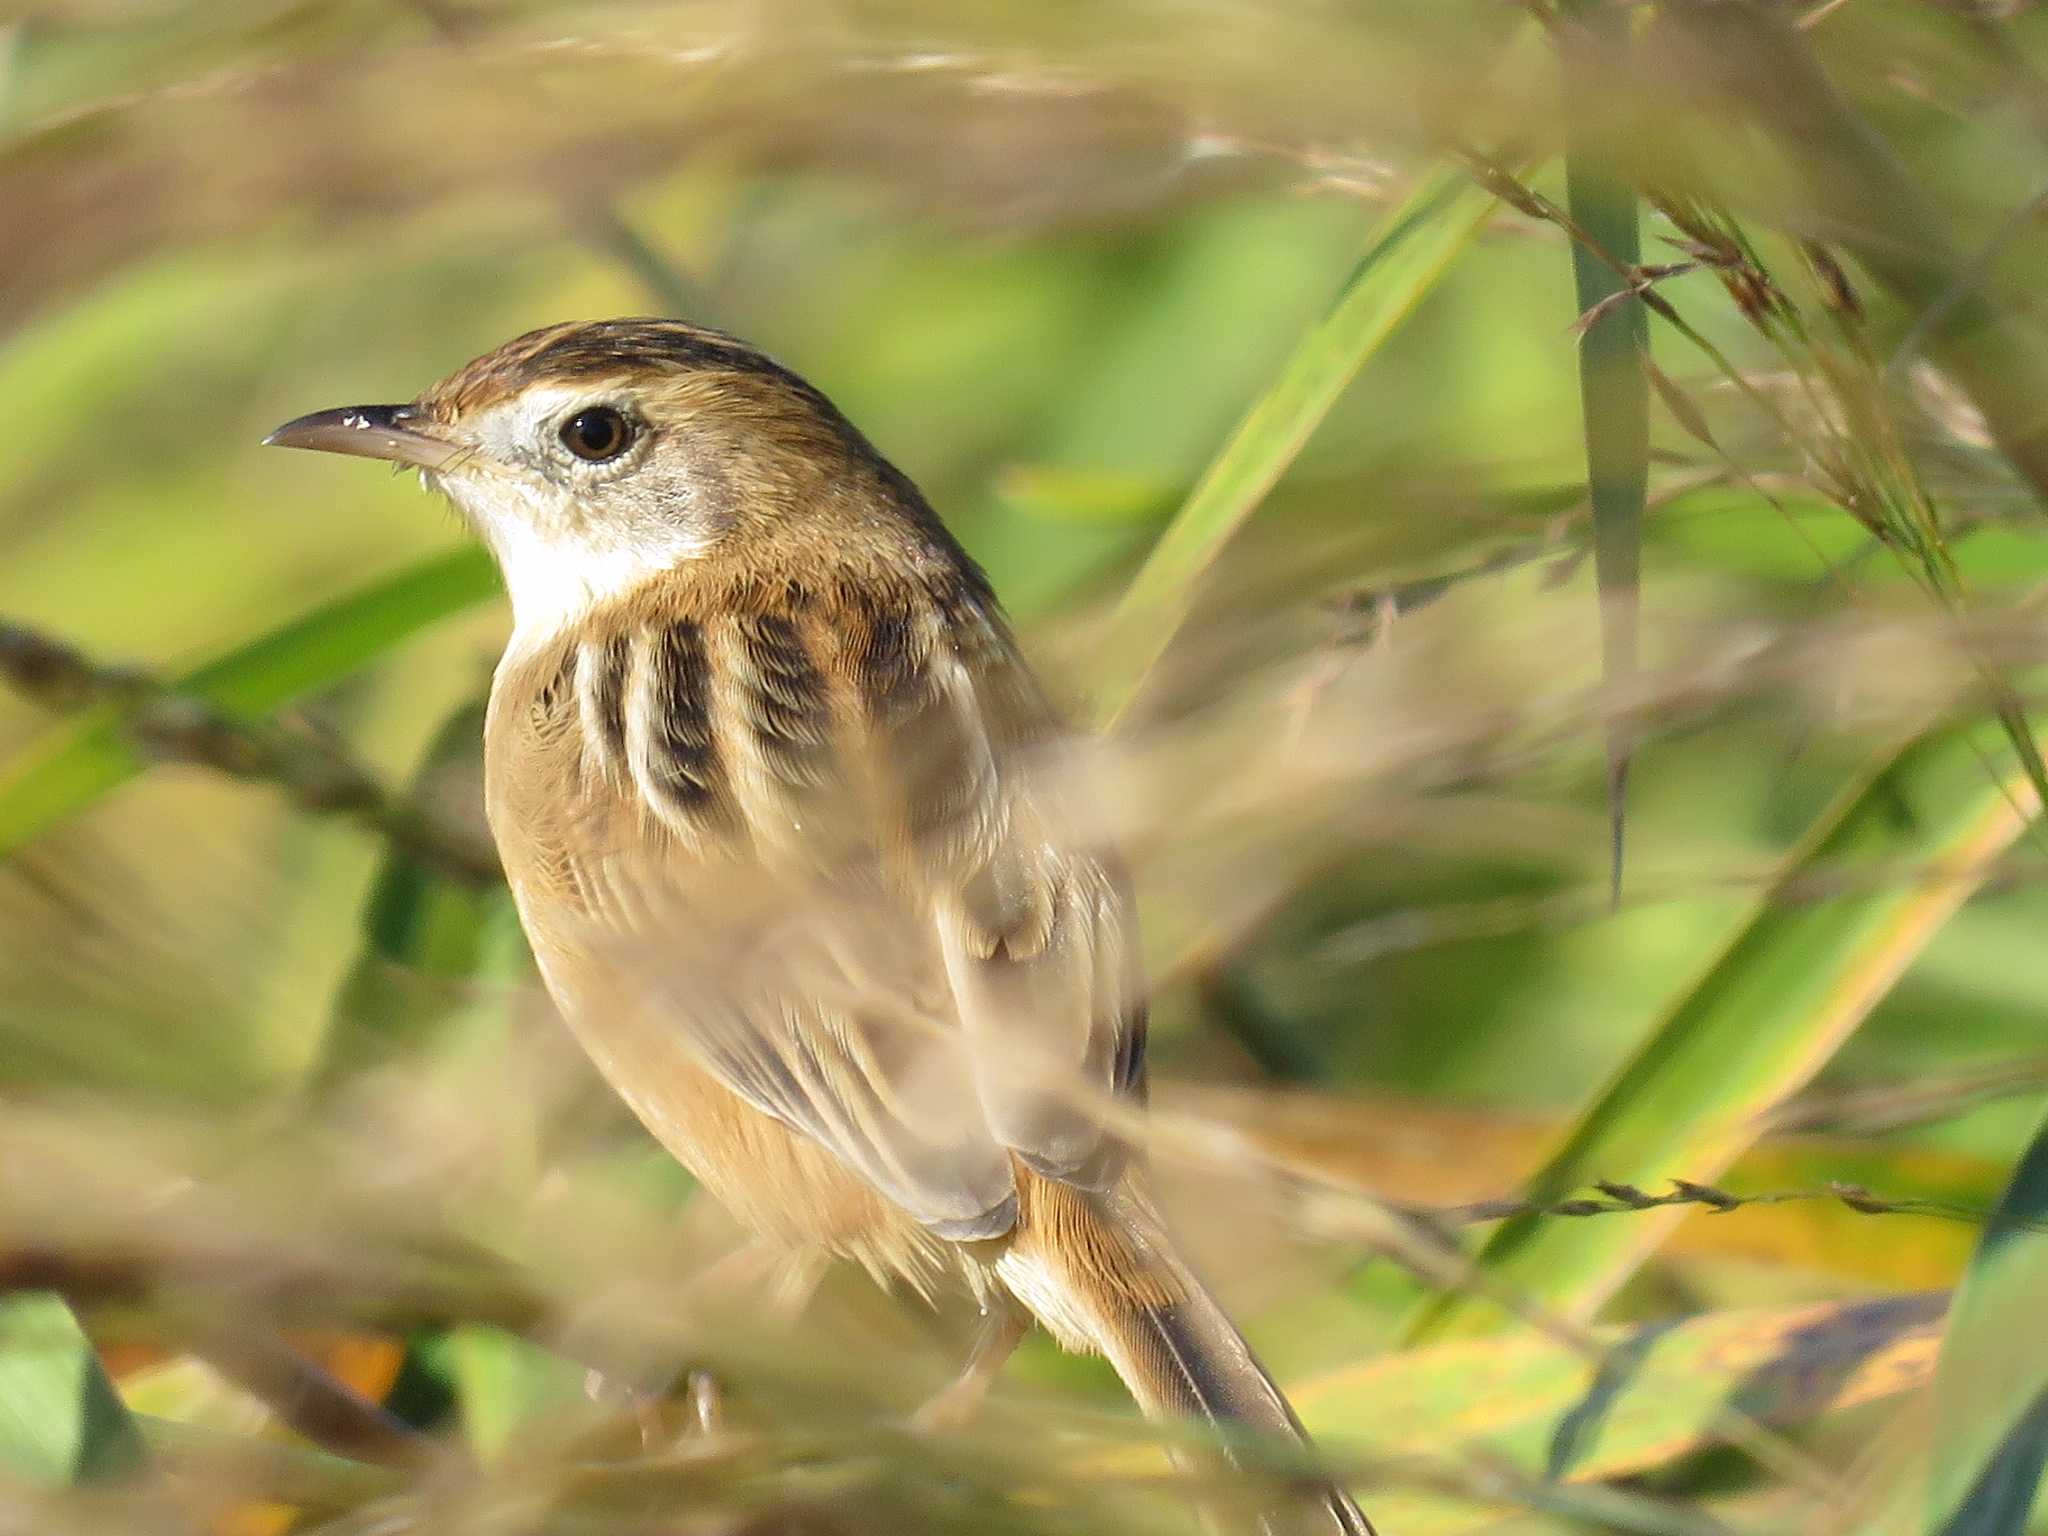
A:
[3,2,2048,1533]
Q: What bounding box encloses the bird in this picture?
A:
[266,318,1371,1536]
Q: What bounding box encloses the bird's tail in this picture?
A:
[1004,1176,1374,1536]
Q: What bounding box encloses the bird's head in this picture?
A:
[266,319,940,639]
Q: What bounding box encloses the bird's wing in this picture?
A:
[887,591,1148,1191]
[495,586,1145,1241]
[597,862,1026,1241]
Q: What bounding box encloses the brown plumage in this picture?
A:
[267,319,1372,1536]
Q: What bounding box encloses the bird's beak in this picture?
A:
[262,404,467,472]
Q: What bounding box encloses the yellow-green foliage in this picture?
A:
[3,4,2048,1533]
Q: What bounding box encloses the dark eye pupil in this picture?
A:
[562,407,629,461]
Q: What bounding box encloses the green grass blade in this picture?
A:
[438,1325,587,1462]
[1922,1102,2048,1535]
[311,694,523,1087]
[1561,5,1648,905]
[1090,165,1500,725]
[1408,719,2045,1341]
[136,1414,400,1512]
[0,546,497,860]
[0,1294,146,1485]
[1302,1293,1938,1499]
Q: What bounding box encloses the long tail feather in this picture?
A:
[1006,1178,1374,1536]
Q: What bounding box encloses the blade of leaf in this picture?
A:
[438,1325,588,1463]
[1407,718,2045,1342]
[0,1294,146,1485]
[1082,1294,1941,1536]
[136,1413,401,1513]
[1920,1100,2048,1535]
[1561,1,1648,906]
[0,546,497,861]
[311,693,524,1089]
[1089,164,1501,726]
[1187,1081,2004,1290]
[1301,1293,1941,1488]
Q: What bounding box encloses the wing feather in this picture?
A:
[498,583,1145,1244]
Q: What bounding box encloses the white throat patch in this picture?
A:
[431,468,708,650]
[489,515,707,646]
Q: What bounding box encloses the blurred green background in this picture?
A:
[4,3,2048,1534]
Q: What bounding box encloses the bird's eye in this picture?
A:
[560,406,633,462]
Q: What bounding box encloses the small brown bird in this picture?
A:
[267,319,1371,1535]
